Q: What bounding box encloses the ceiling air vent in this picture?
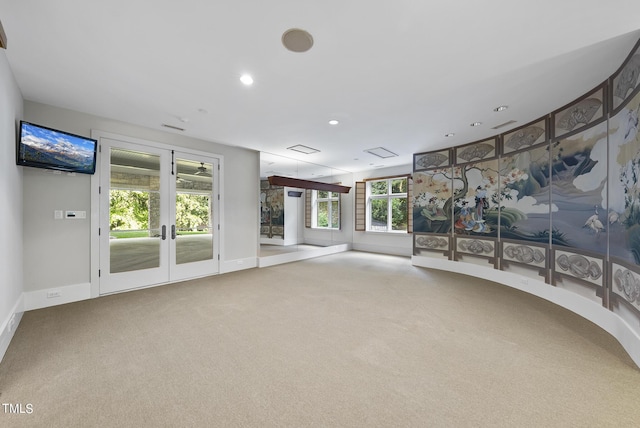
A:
[162,124,185,131]
[287,144,320,154]
[364,147,398,159]
[492,120,517,130]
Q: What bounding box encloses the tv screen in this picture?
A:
[17,121,97,175]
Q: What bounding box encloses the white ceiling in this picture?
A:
[2,1,640,177]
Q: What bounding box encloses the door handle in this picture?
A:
[171,225,176,240]
[161,225,167,240]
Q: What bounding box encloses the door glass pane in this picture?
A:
[175,159,214,264]
[109,148,161,273]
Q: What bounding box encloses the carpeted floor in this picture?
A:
[1,251,639,427]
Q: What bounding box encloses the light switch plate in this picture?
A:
[65,211,86,219]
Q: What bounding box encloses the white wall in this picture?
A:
[0,49,24,361]
[23,168,91,291]
[23,101,259,294]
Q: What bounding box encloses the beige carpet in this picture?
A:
[1,251,639,427]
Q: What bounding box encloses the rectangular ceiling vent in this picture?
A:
[162,124,185,131]
[364,147,398,159]
[287,144,320,154]
[491,120,517,130]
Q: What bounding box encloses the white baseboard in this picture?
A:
[303,238,346,247]
[0,294,24,363]
[352,242,412,257]
[258,243,351,268]
[412,255,640,369]
[24,282,91,311]
[221,257,258,274]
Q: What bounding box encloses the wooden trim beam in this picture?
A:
[0,20,7,49]
[363,173,412,182]
[267,175,351,194]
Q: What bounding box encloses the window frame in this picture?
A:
[311,189,340,230]
[366,176,408,233]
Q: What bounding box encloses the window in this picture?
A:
[367,177,408,232]
[312,190,340,229]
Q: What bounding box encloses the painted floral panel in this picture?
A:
[498,144,551,243]
[412,168,453,234]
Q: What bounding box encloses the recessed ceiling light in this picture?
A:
[240,74,254,86]
[328,119,339,125]
[445,133,455,137]
[494,105,508,112]
[470,122,482,127]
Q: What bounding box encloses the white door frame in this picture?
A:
[90,131,224,297]
[98,138,171,294]
[169,150,220,282]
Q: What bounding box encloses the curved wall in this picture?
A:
[412,38,640,367]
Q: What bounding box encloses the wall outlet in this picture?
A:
[47,291,61,298]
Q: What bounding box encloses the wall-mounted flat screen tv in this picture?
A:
[16,121,98,174]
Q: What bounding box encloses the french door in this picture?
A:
[99,138,219,295]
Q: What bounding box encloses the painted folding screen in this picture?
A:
[413,149,453,234]
[453,138,498,238]
[550,120,609,254]
[498,142,551,243]
[609,46,640,322]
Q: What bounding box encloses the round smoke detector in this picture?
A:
[282,28,314,53]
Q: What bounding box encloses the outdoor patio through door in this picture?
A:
[99,138,219,294]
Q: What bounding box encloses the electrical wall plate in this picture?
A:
[65,211,86,219]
